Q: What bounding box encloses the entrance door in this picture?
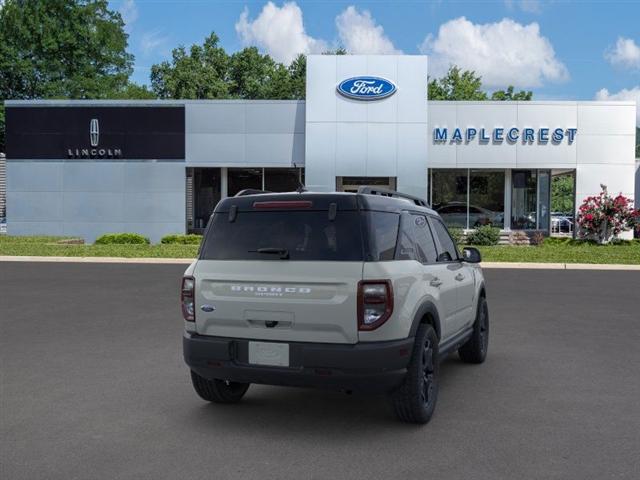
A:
[336,176,396,193]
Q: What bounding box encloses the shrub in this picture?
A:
[577,184,639,244]
[448,227,464,245]
[466,225,500,246]
[509,231,529,246]
[160,234,203,245]
[530,231,545,246]
[94,233,150,245]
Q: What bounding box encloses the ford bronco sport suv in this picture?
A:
[182,188,488,424]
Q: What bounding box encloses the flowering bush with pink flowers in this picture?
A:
[577,185,639,244]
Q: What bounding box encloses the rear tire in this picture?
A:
[391,323,439,424]
[190,370,250,403]
[458,296,489,364]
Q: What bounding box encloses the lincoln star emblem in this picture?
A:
[90,118,99,147]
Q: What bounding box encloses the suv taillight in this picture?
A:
[181,276,195,322]
[358,280,393,331]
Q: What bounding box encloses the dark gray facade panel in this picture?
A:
[6,106,185,160]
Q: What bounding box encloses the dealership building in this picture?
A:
[3,55,638,242]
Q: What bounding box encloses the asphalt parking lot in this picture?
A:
[1,262,639,480]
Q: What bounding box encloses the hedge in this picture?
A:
[466,226,501,246]
[94,233,150,245]
[160,234,203,245]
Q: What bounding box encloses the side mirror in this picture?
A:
[462,247,482,263]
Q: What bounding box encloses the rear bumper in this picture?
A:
[183,332,414,393]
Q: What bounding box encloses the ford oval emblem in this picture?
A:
[337,76,397,101]
[200,305,215,312]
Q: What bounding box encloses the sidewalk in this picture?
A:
[2,255,639,270]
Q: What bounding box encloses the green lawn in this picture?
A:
[1,235,639,264]
[476,242,640,264]
[0,236,199,258]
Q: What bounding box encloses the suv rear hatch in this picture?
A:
[193,195,364,344]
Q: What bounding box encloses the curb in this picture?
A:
[1,256,639,270]
[481,262,640,270]
[0,255,193,264]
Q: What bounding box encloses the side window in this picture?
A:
[365,212,400,261]
[395,214,418,261]
[410,214,438,264]
[430,217,459,262]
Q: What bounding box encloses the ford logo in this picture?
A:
[337,76,397,101]
[200,305,215,312]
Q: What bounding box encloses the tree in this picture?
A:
[288,54,306,100]
[0,0,133,99]
[551,174,575,213]
[491,86,533,101]
[0,0,138,151]
[428,67,487,101]
[150,33,230,99]
[428,66,533,102]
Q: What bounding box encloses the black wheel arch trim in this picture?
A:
[409,301,442,340]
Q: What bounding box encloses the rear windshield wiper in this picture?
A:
[249,247,290,259]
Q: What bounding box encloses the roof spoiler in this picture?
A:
[234,189,272,197]
[357,186,430,208]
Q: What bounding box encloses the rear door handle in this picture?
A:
[455,273,465,281]
[430,278,443,287]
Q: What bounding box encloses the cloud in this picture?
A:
[420,17,568,88]
[504,0,542,14]
[335,6,401,55]
[235,1,327,64]
[140,30,168,56]
[595,86,640,124]
[605,37,640,70]
[119,0,138,33]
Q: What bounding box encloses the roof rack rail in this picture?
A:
[234,189,272,197]
[357,186,430,208]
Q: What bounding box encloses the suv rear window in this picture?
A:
[200,211,364,261]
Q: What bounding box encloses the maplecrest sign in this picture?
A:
[433,127,577,144]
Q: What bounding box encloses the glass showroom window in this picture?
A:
[264,168,303,192]
[469,170,505,228]
[429,169,468,228]
[429,169,505,230]
[191,168,221,231]
[511,170,538,229]
[227,168,263,196]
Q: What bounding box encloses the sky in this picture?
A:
[112,0,640,123]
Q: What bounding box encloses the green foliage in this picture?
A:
[551,174,575,213]
[150,33,308,100]
[428,67,487,101]
[466,225,501,246]
[160,234,202,245]
[95,233,150,245]
[447,227,464,245]
[490,86,533,101]
[0,0,133,99]
[428,66,533,102]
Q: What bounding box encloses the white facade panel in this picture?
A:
[304,122,336,192]
[576,135,636,165]
[397,123,428,198]
[335,123,367,176]
[366,124,397,176]
[397,56,429,123]
[306,55,337,122]
[578,103,636,135]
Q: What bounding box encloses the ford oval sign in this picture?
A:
[337,77,397,101]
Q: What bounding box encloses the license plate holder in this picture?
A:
[248,341,290,367]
